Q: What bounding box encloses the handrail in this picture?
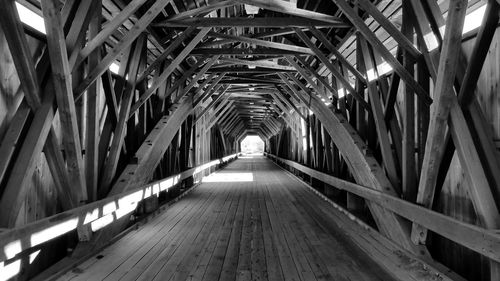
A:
[0,153,239,263]
[264,152,500,263]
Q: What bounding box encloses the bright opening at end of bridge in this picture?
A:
[240,135,264,156]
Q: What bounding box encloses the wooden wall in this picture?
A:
[0,26,64,227]
[427,26,500,281]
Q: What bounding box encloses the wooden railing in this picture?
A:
[0,153,240,265]
[264,152,500,263]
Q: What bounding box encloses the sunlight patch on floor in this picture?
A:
[202,172,254,182]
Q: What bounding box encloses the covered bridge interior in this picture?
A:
[0,0,500,280]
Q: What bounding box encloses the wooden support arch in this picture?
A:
[277,74,424,254]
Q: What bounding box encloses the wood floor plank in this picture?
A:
[169,182,236,281]
[141,184,232,281]
[196,184,242,280]
[235,178,255,281]
[257,183,284,281]
[265,174,318,281]
[271,181,334,281]
[276,166,412,281]
[249,177,267,281]
[114,194,219,281]
[111,196,213,275]
[71,190,211,281]
[115,184,225,281]
[262,183,303,281]
[279,179,379,281]
[57,156,408,281]
[217,180,247,281]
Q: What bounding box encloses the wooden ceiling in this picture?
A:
[14,0,486,140]
[17,0,375,139]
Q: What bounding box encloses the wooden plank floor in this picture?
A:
[58,156,396,281]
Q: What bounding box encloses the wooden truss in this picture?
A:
[0,0,499,280]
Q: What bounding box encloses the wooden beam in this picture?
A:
[99,34,147,197]
[209,32,315,55]
[423,3,500,230]
[0,0,81,219]
[273,103,299,134]
[74,0,174,98]
[199,28,315,48]
[259,122,273,138]
[263,119,278,135]
[408,9,500,279]
[274,86,307,122]
[269,97,299,136]
[293,28,369,110]
[278,74,310,108]
[218,58,295,71]
[355,0,421,58]
[177,55,221,100]
[76,0,148,66]
[65,0,98,69]
[266,153,500,265]
[220,109,238,130]
[284,56,330,102]
[383,70,401,123]
[157,17,350,28]
[162,0,237,21]
[230,122,245,138]
[194,85,231,123]
[223,110,241,130]
[0,1,41,109]
[136,26,197,83]
[225,116,241,136]
[458,0,499,107]
[85,0,102,202]
[207,100,235,131]
[237,0,351,27]
[0,92,73,227]
[401,1,417,202]
[268,117,282,134]
[278,75,422,254]
[227,114,244,134]
[308,27,366,83]
[226,117,242,136]
[130,28,210,114]
[358,37,400,192]
[195,77,229,107]
[217,125,227,155]
[412,0,468,244]
[101,70,119,126]
[449,99,500,227]
[112,45,133,102]
[327,0,431,105]
[193,74,225,104]
[162,58,208,100]
[207,67,295,74]
[0,101,41,214]
[293,55,339,98]
[42,0,87,201]
[78,97,197,251]
[191,48,304,56]
[0,104,30,187]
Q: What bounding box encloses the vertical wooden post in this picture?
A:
[412,0,469,244]
[42,0,88,202]
[85,0,102,202]
[402,0,417,202]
